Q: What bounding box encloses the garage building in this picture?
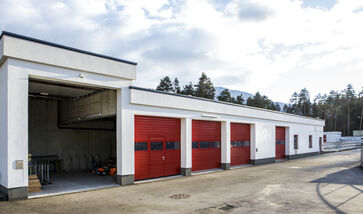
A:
[0,32,325,200]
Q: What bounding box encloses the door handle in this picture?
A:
[162,156,165,160]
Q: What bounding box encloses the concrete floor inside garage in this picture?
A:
[28,79,118,197]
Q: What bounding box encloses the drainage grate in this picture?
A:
[218,204,235,211]
[170,194,191,199]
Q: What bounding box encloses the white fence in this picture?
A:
[322,140,362,152]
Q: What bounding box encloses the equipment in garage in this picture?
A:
[28,79,117,197]
[275,127,286,159]
[134,116,181,180]
[192,120,221,171]
[230,123,251,166]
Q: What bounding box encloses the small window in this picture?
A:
[235,141,243,147]
[150,142,163,150]
[166,141,180,150]
[192,141,199,149]
[294,135,298,150]
[211,141,220,148]
[280,140,285,145]
[276,140,280,145]
[243,141,250,147]
[309,135,312,148]
[199,141,210,148]
[231,141,236,147]
[135,142,148,151]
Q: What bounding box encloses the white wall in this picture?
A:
[2,34,137,80]
[122,88,324,169]
[9,59,133,89]
[324,132,341,143]
[0,36,4,65]
[130,88,324,126]
[0,59,29,189]
[116,88,135,176]
[288,124,322,155]
[0,58,133,190]
[0,60,8,188]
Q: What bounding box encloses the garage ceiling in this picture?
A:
[29,79,104,99]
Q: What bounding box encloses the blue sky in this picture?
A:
[0,0,362,102]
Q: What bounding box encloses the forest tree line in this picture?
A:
[155,73,363,136]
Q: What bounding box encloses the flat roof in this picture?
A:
[0,31,137,66]
[129,86,325,122]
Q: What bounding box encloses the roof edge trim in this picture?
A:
[0,31,137,66]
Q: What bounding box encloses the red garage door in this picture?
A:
[231,123,250,166]
[192,120,221,171]
[275,127,285,159]
[134,116,180,180]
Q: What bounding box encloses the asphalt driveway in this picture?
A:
[1,149,362,214]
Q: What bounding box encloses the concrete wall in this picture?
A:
[59,90,116,124]
[118,87,324,174]
[0,58,131,198]
[0,60,8,188]
[130,88,324,126]
[29,98,116,172]
[1,33,137,80]
[0,59,29,190]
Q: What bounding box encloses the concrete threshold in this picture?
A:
[135,175,183,184]
[275,158,288,163]
[28,184,119,199]
[230,164,252,169]
[191,168,223,175]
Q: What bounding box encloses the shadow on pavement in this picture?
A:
[311,166,363,214]
[312,166,363,186]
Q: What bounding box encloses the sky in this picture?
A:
[0,0,362,103]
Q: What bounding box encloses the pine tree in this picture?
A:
[217,89,232,102]
[194,73,215,99]
[173,78,181,94]
[180,82,195,96]
[342,84,356,135]
[235,94,245,105]
[156,76,173,92]
[246,92,278,110]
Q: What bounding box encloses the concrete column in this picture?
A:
[0,60,29,200]
[250,124,256,161]
[285,127,291,157]
[116,88,135,185]
[180,118,192,176]
[221,121,230,170]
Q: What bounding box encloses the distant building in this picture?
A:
[353,130,363,137]
[323,132,341,143]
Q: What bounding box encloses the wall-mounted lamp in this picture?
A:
[78,74,85,78]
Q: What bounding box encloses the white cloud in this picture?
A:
[0,0,362,102]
